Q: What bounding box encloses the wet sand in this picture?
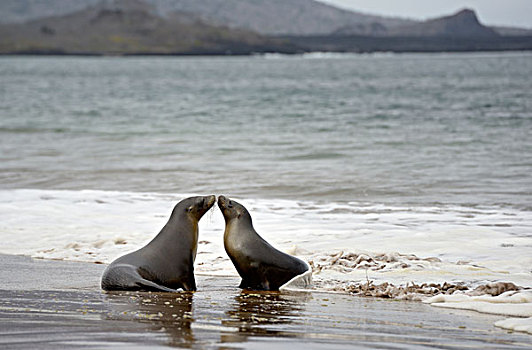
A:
[0,254,530,349]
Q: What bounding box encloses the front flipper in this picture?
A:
[180,269,197,291]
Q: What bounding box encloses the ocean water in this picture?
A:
[1,53,531,294]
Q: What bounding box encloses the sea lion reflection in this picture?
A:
[221,290,310,343]
[104,291,195,347]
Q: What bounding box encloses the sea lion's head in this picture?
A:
[217,196,250,223]
[174,195,216,220]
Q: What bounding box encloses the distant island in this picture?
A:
[1,0,531,55]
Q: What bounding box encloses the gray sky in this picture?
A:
[317,0,532,28]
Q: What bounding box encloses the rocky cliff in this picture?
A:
[389,9,499,37]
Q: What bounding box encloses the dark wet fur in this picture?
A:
[101,195,215,292]
[218,196,309,291]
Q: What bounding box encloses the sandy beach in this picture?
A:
[0,254,530,349]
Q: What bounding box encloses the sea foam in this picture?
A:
[1,189,531,292]
[2,188,532,334]
[425,290,532,335]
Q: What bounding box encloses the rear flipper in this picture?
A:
[279,261,312,291]
[239,261,312,291]
[134,278,180,292]
[101,264,181,293]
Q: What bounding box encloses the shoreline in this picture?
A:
[1,45,532,57]
[1,254,530,349]
[1,34,532,56]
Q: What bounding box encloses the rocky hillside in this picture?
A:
[143,0,413,35]
[0,0,413,35]
[0,0,298,55]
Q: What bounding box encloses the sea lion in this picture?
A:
[101,195,216,292]
[218,195,311,291]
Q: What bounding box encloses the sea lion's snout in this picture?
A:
[192,195,216,218]
[205,195,216,208]
[218,195,235,209]
[218,196,236,223]
[218,196,227,212]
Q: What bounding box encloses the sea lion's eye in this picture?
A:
[228,201,233,208]
[186,205,194,212]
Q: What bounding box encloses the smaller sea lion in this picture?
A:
[218,195,311,291]
[101,195,216,292]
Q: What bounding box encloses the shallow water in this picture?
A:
[1,256,531,349]
[0,53,531,292]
